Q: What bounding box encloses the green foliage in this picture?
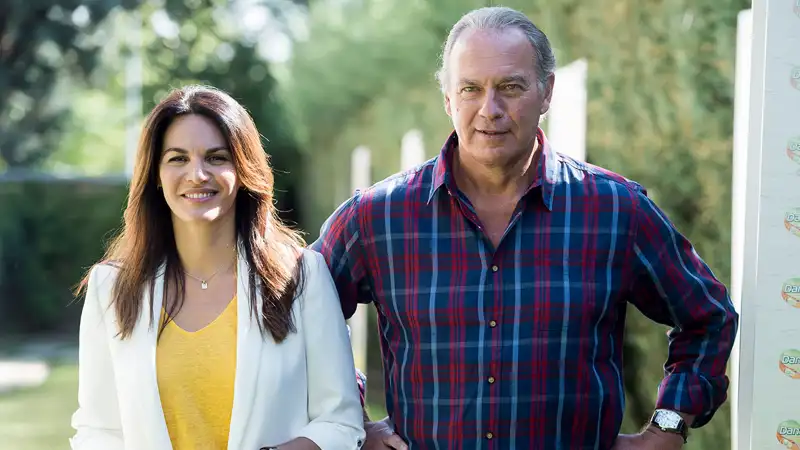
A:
[286,0,745,447]
[0,178,127,333]
[0,0,136,168]
[44,89,129,175]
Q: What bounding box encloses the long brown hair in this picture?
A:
[77,85,305,342]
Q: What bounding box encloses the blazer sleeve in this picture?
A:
[295,250,366,449]
[69,265,125,450]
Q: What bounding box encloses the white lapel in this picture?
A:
[132,264,173,449]
[227,251,265,450]
[127,255,266,450]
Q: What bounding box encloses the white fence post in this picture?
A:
[349,146,371,372]
[401,129,426,170]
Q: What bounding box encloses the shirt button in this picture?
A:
[488,376,496,384]
[486,432,494,440]
[489,320,497,328]
[491,265,498,272]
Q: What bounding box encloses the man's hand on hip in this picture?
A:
[363,417,407,450]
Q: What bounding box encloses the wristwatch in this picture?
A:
[650,409,688,443]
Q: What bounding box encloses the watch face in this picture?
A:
[656,410,683,429]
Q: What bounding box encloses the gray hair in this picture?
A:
[435,7,556,93]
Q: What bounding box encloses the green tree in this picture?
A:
[0,0,137,169]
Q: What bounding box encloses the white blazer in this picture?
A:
[70,248,365,450]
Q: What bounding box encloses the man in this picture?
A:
[311,6,738,450]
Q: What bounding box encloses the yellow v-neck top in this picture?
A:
[156,296,238,450]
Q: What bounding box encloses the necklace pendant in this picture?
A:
[201,281,208,290]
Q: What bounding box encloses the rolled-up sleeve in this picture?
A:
[627,187,739,428]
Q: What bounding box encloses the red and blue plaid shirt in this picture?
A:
[311,129,738,449]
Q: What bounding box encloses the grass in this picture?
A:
[0,362,388,450]
[0,364,78,450]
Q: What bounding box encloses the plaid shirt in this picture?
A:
[311,129,738,449]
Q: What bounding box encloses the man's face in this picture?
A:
[444,28,553,167]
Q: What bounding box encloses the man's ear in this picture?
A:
[444,93,452,117]
[540,73,555,115]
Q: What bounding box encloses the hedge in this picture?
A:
[0,177,127,334]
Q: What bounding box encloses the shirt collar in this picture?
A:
[427,127,555,211]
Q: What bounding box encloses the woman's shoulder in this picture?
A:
[93,259,122,277]
[294,248,336,295]
[85,260,123,298]
[300,247,323,264]
[290,249,345,324]
[298,247,335,278]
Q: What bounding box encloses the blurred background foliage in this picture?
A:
[0,0,748,448]
[0,0,136,170]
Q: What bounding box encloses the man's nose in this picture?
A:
[479,90,504,120]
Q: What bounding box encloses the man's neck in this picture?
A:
[452,140,540,203]
[172,215,238,278]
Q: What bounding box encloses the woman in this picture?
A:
[70,85,365,450]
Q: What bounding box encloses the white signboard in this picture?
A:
[738,1,800,449]
[546,58,588,162]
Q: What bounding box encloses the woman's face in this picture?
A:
[158,114,239,226]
